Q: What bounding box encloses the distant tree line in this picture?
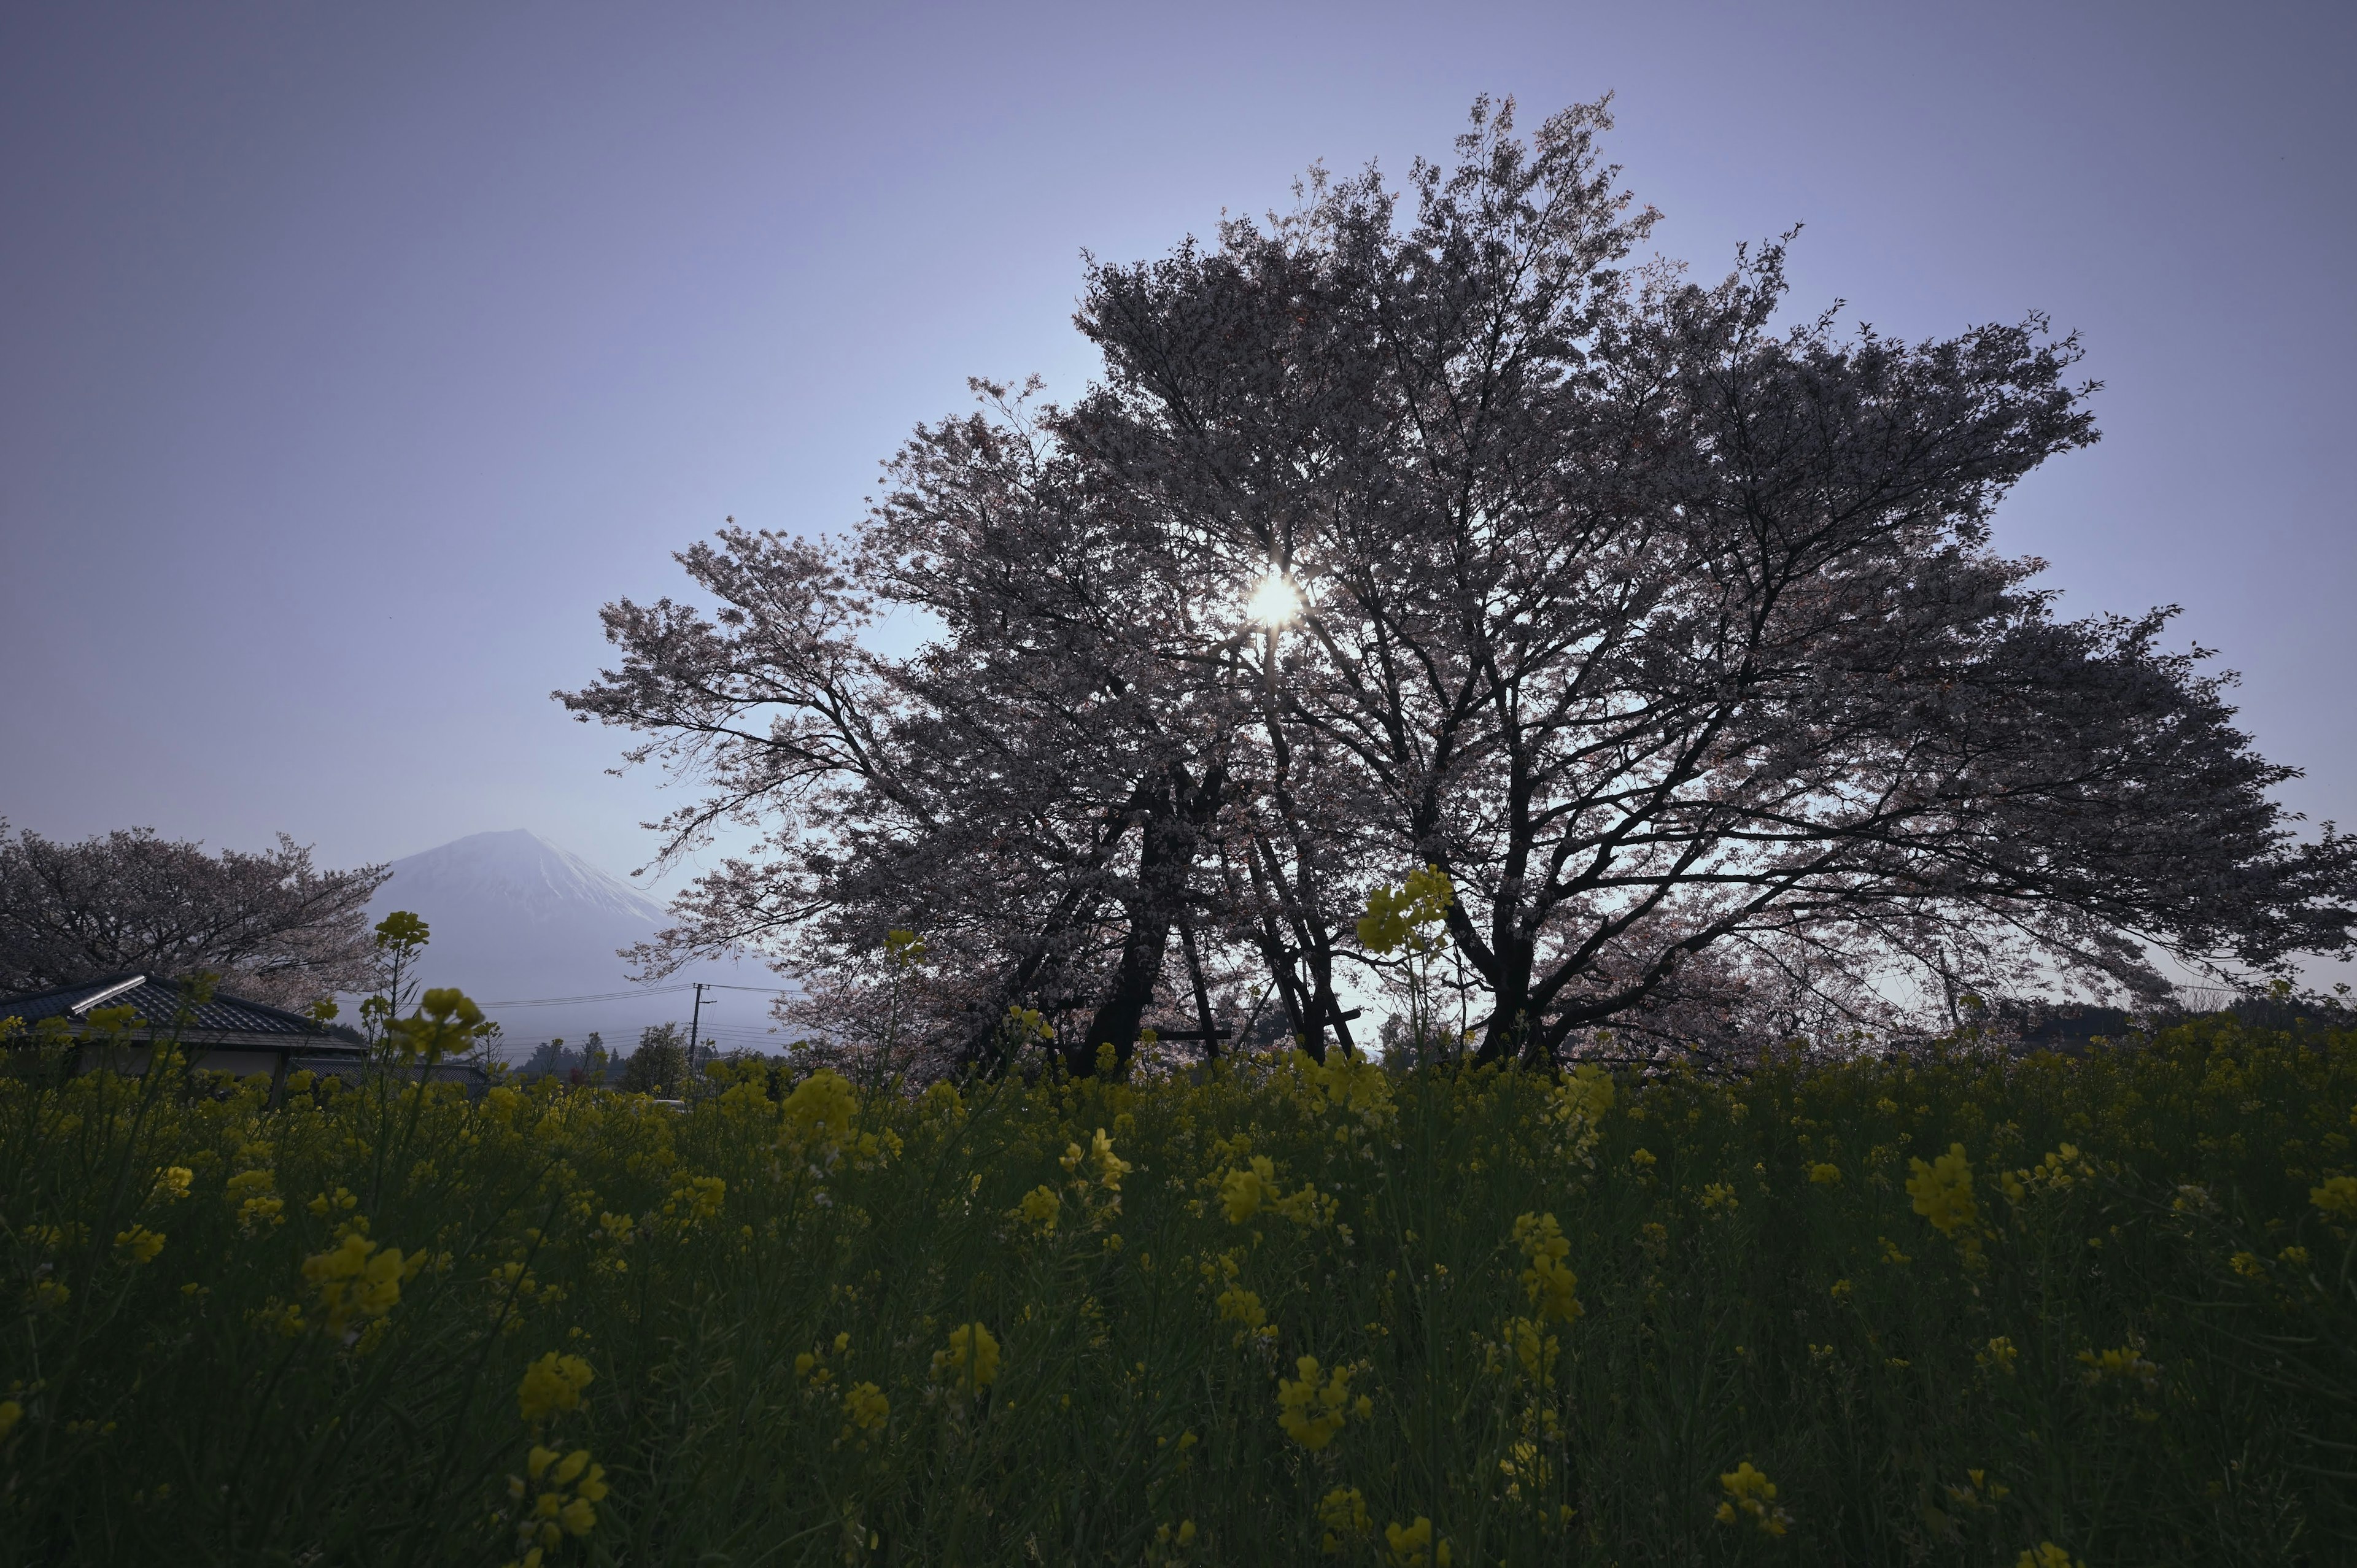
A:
[515,1025,697,1095]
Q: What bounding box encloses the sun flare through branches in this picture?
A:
[1245,568,1302,629]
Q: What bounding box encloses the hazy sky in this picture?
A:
[4,2,2351,929]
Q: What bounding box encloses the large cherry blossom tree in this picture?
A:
[560,98,2355,1071]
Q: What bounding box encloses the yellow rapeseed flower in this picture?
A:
[1016,1184,1062,1233]
[1548,1065,1615,1132]
[301,1232,409,1334]
[1506,1315,1561,1383]
[518,1352,595,1424]
[1154,1519,1198,1549]
[2078,1345,2160,1391]
[1274,1181,1336,1227]
[2311,1175,2357,1220]
[1381,1515,1450,1567]
[389,987,486,1063]
[780,1069,859,1162]
[307,1186,358,1219]
[1512,1213,1583,1323]
[252,1298,302,1337]
[1215,1285,1267,1334]
[1906,1143,1978,1234]
[1318,1486,1371,1553]
[933,1322,1001,1394]
[1808,1162,1841,1186]
[1221,1157,1278,1224]
[1714,1461,1790,1535]
[840,1380,889,1432]
[507,1442,608,1564]
[1978,1336,2019,1375]
[667,1174,727,1226]
[114,1226,165,1265]
[2021,1145,2092,1191]
[1357,865,1453,954]
[225,1169,284,1234]
[1087,1128,1132,1191]
[2016,1545,2082,1568]
[155,1165,193,1200]
[554,1448,594,1489]
[1276,1356,1360,1450]
[1297,1049,1400,1132]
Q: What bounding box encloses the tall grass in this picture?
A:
[2,1008,2352,1565]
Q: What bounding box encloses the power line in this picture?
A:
[500,1020,789,1040]
[475,985,697,1006]
[474,981,796,1008]
[492,1018,800,1064]
[468,978,808,1065]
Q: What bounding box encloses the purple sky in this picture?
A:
[4,2,2352,952]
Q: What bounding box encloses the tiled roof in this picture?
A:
[0,974,362,1043]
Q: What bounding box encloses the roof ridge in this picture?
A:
[68,974,148,1015]
[2,974,339,1036]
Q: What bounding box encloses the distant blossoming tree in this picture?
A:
[560,97,2356,1071]
[0,824,388,1010]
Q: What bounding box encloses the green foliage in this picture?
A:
[2,1011,2353,1564]
[616,1024,687,1097]
[371,911,430,955]
[1355,867,1455,959]
[357,910,432,1045]
[1360,868,1462,1064]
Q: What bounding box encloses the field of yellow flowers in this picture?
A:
[3,1005,2354,1566]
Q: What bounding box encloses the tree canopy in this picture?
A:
[560,98,2356,1072]
[0,824,388,1010]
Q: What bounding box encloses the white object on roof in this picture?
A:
[68,975,147,1014]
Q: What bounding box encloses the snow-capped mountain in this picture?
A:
[379,828,668,929]
[365,830,779,1059]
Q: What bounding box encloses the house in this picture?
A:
[0,973,368,1094]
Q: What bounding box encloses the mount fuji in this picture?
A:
[365,830,779,1059]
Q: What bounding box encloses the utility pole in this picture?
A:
[687,983,711,1079]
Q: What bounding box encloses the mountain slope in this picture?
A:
[365,830,778,1057]
[377,828,668,932]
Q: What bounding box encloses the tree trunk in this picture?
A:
[1073,763,1220,1075]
